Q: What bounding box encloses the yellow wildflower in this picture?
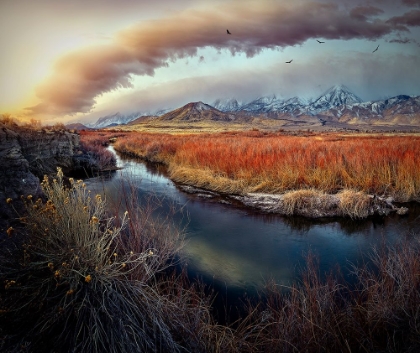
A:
[148,250,154,256]
[27,195,32,200]
[54,270,60,278]
[91,216,99,224]
[5,280,16,289]
[6,227,14,237]
[48,262,54,270]
[85,274,92,283]
[56,167,63,179]
[66,289,74,295]
[6,198,12,204]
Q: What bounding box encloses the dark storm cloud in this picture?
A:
[387,10,420,26]
[401,0,420,7]
[26,1,420,116]
[350,6,384,21]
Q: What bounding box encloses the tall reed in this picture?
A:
[113,131,420,201]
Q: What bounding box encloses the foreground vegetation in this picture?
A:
[1,130,419,351]
[1,167,419,351]
[0,169,241,352]
[111,130,420,202]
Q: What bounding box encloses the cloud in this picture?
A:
[387,9,420,26]
[401,0,420,7]
[26,1,419,117]
[350,6,384,21]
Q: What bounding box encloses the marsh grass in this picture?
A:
[113,131,420,201]
[282,189,328,215]
[238,239,420,353]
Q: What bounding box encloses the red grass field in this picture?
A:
[110,131,420,200]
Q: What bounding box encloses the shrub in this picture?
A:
[0,168,220,352]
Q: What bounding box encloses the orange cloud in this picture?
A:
[26,1,415,117]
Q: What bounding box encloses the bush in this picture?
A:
[0,168,225,352]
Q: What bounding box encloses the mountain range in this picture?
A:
[78,85,420,129]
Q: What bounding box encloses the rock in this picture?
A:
[0,123,81,232]
[396,207,409,215]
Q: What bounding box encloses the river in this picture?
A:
[85,147,420,298]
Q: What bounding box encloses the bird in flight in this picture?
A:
[285,59,293,63]
[372,45,379,53]
[227,29,231,35]
[317,40,325,43]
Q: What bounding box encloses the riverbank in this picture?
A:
[109,130,419,219]
[0,122,119,233]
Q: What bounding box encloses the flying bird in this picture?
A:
[227,29,231,35]
[372,45,379,53]
[317,40,325,43]
[285,59,293,63]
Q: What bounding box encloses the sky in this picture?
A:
[1,0,420,124]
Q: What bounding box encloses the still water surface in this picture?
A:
[86,148,420,295]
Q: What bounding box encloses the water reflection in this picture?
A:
[86,147,420,293]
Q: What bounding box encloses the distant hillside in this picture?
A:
[127,115,157,125]
[157,102,236,122]
[65,123,91,130]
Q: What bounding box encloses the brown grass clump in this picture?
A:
[338,189,372,219]
[281,189,328,215]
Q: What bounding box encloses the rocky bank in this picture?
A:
[0,123,90,232]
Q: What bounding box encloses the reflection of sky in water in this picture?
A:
[86,147,420,292]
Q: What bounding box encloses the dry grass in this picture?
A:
[0,168,242,352]
[338,189,372,219]
[282,189,328,215]
[238,239,420,353]
[113,131,420,201]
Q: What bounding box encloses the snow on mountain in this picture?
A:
[241,95,286,113]
[77,85,419,128]
[350,95,420,116]
[86,112,141,128]
[212,98,243,112]
[308,85,363,115]
[87,108,171,128]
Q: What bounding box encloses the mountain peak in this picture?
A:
[212,98,242,112]
[185,101,213,111]
[309,84,363,114]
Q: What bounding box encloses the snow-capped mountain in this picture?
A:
[241,95,284,113]
[307,85,363,115]
[214,86,363,117]
[76,85,420,129]
[87,108,171,129]
[352,95,420,115]
[212,98,243,112]
[86,112,142,129]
